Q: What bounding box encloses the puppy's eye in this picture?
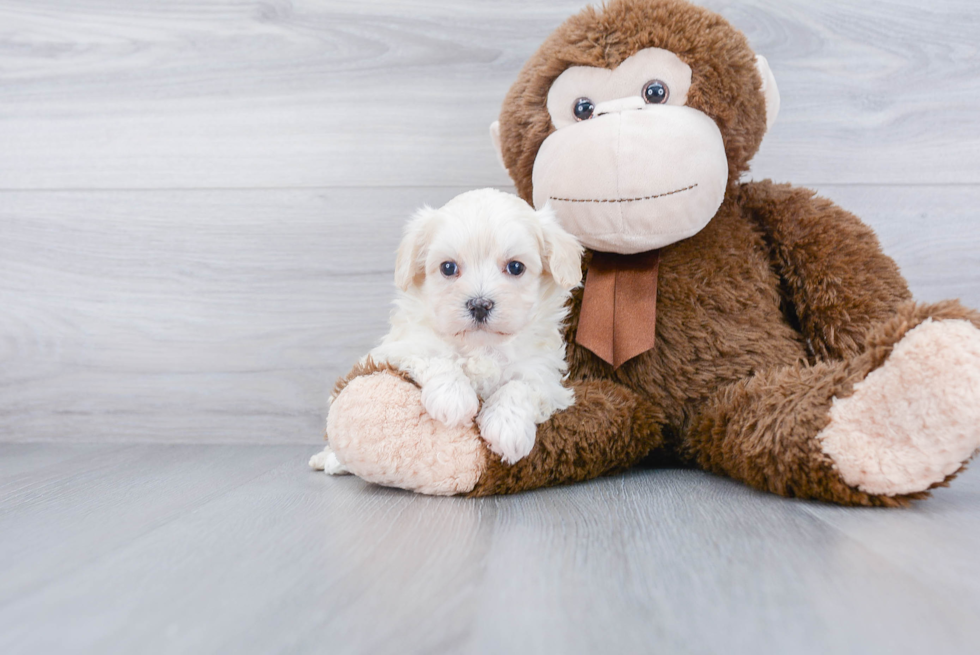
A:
[440,261,459,277]
[573,97,594,121]
[505,261,525,276]
[642,80,669,104]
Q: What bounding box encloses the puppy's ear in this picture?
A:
[537,203,583,291]
[394,206,440,291]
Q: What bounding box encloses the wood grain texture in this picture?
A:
[1,185,977,444]
[0,0,978,189]
[0,186,465,442]
[0,444,978,654]
[2,4,979,652]
[0,443,286,604]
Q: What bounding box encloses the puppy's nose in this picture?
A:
[466,297,494,323]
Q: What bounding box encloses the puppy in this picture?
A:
[311,188,582,474]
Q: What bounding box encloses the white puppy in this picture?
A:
[311,188,583,474]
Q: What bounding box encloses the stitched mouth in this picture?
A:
[549,183,698,204]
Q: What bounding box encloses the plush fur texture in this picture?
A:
[818,319,980,495]
[326,364,488,496]
[322,0,980,505]
[327,189,583,465]
[497,0,769,203]
[529,47,733,254]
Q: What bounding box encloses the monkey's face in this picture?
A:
[492,9,780,257]
[529,48,728,254]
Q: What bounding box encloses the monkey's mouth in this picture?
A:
[549,183,698,204]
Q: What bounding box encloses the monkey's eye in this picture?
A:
[505,261,525,276]
[573,97,595,121]
[642,80,669,104]
[440,261,459,277]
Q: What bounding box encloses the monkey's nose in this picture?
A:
[593,96,646,117]
[466,297,494,323]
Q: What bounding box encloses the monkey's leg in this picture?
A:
[325,362,665,496]
[686,302,980,505]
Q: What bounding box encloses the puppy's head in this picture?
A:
[394,188,583,343]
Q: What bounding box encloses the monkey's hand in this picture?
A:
[323,361,663,496]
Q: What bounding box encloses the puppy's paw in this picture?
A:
[478,401,536,465]
[308,445,351,476]
[421,374,480,428]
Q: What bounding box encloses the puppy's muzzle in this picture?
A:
[466,297,494,324]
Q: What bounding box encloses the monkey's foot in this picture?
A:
[327,372,488,495]
[818,319,980,495]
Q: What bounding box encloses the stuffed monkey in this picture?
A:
[319,0,980,506]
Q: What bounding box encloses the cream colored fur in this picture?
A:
[308,446,348,476]
[819,319,980,496]
[313,188,583,469]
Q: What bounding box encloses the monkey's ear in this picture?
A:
[394,207,439,291]
[537,203,584,291]
[755,55,780,132]
[489,121,508,173]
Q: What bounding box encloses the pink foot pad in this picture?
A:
[327,371,487,495]
[819,319,980,495]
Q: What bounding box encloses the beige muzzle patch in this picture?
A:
[531,105,728,254]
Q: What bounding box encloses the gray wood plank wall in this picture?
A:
[1,0,978,444]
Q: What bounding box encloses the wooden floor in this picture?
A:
[1,443,979,655]
[2,1,980,653]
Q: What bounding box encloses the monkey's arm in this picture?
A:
[470,377,664,495]
[324,359,665,496]
[739,180,912,360]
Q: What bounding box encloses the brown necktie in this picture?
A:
[575,250,660,369]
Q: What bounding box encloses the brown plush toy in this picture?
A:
[319,0,980,505]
